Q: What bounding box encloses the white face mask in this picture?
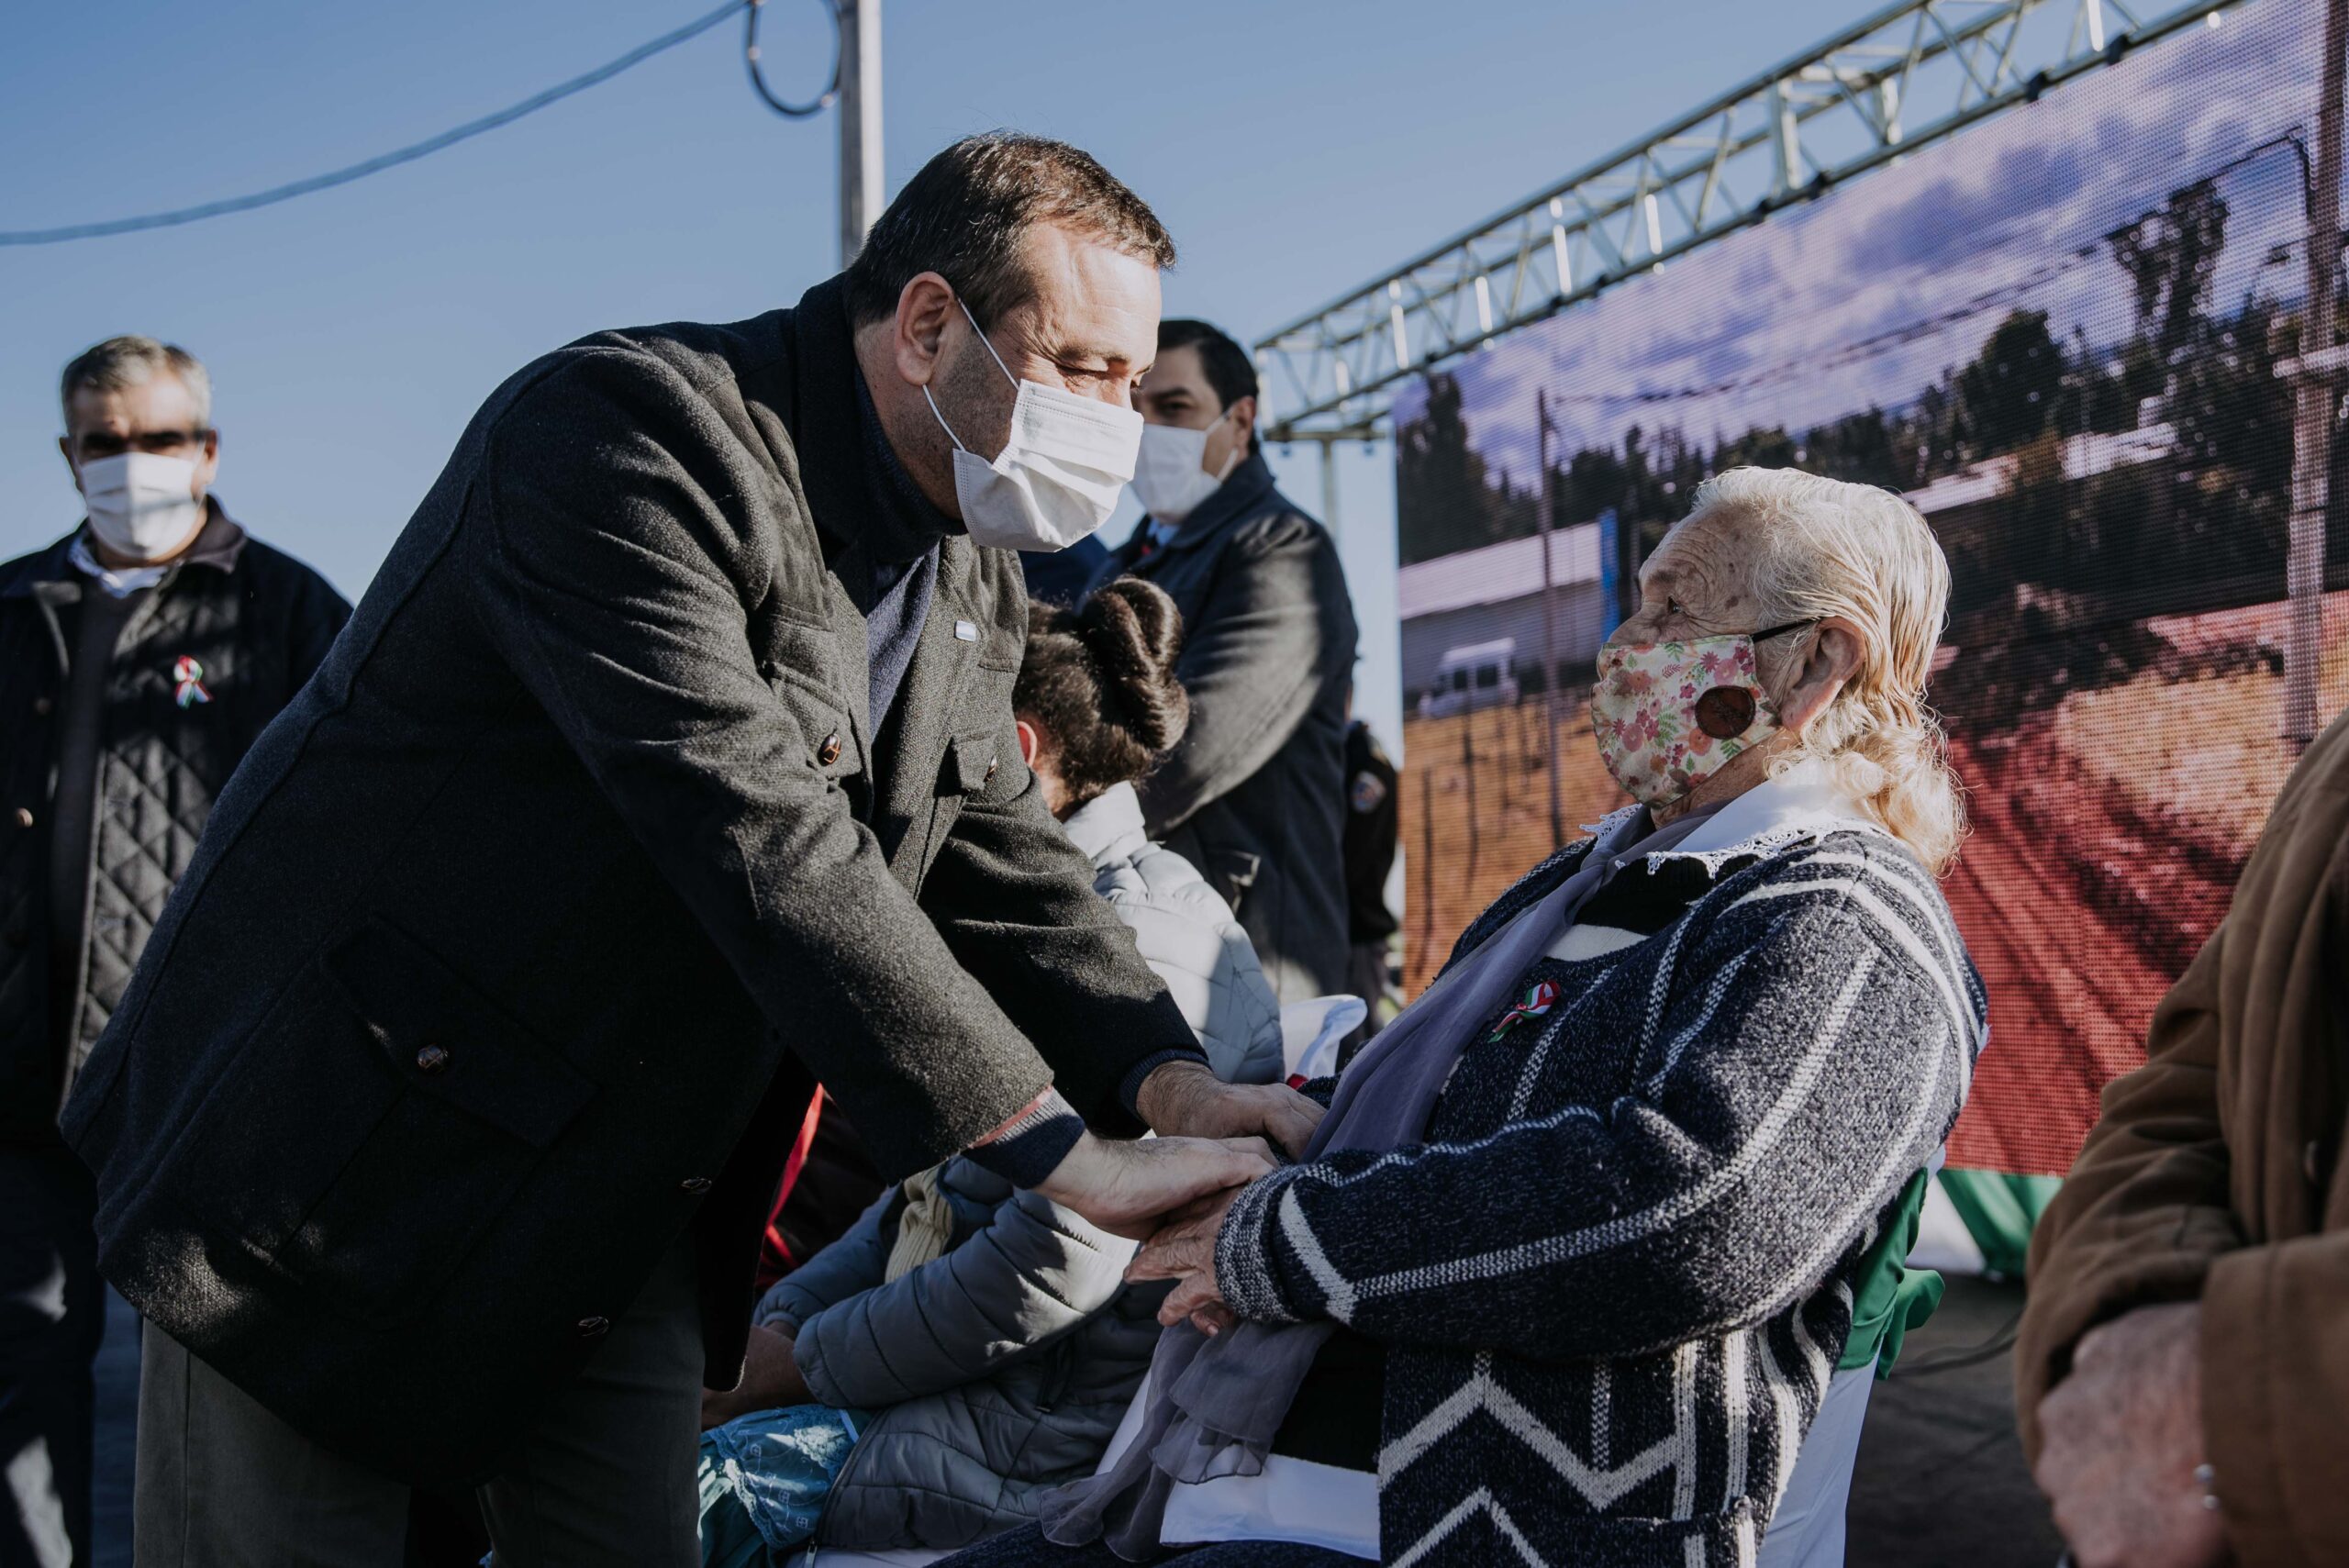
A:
[925,298,1142,553]
[78,451,204,562]
[1130,410,1239,524]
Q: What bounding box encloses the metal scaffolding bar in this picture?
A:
[1252,0,2248,440]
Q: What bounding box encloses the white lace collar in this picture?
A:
[1584,761,1888,877]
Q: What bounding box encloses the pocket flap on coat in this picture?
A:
[946,731,1001,795]
[322,919,595,1149]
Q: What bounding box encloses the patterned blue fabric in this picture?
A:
[697,1404,873,1561]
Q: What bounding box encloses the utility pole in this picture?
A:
[2285,0,2347,747]
[1535,388,1564,845]
[837,0,883,265]
[1319,439,1340,539]
[1283,426,1378,535]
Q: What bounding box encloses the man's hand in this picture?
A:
[700,1324,812,1431]
[2033,1301,2226,1568]
[1032,1130,1275,1240]
[1130,1184,1247,1335]
[1137,1059,1323,1160]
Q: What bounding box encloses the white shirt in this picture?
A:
[1093,1367,1379,1560]
[68,534,170,598]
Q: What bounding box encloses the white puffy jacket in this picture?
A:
[1062,781,1284,1084]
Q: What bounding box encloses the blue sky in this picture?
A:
[2,0,1880,747]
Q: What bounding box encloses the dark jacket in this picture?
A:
[1091,453,1357,1001]
[59,276,1198,1487]
[1017,533,1108,608]
[0,508,348,1147]
[1342,719,1399,944]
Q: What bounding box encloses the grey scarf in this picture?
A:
[1044,805,1720,1558]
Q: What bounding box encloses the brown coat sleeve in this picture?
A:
[2190,731,2349,1567]
[2014,931,2244,1456]
[2018,710,2349,1566]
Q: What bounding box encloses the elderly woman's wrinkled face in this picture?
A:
[1589,506,1824,811]
[1609,506,1768,647]
[1589,500,1870,817]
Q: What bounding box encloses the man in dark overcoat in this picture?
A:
[1099,318,1358,1002]
[62,134,1312,1565]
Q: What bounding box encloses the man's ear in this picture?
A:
[1229,394,1258,455]
[1016,717,1041,769]
[58,435,83,495]
[893,272,960,390]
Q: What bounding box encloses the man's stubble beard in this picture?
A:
[930,330,1016,470]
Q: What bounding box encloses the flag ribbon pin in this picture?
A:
[1486,977,1563,1042]
[172,655,211,709]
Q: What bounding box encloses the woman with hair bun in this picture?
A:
[693,578,1282,1566]
[1010,578,1286,1085]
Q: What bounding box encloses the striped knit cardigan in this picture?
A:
[1214,809,1987,1567]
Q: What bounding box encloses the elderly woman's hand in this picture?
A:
[1130,1184,1249,1335]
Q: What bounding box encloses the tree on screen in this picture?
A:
[2110,180,2229,369]
[1957,311,2065,454]
[1397,372,1495,564]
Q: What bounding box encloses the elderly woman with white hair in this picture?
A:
[936,468,1988,1568]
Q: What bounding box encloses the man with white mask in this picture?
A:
[61,135,1316,1566]
[0,336,349,1568]
[1094,319,1358,1004]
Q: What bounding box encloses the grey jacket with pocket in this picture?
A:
[1060,783,1281,1087]
[754,805,1279,1551]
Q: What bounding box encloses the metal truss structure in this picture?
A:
[1253,0,2252,442]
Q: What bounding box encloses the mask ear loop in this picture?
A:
[926,294,1022,455]
[954,296,1019,387]
[923,385,969,454]
[1204,405,1247,484]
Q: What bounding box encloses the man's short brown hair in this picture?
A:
[846,132,1176,329]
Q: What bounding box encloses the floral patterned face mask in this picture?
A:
[1590,623,1812,807]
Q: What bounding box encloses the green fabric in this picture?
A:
[1935,1168,2063,1278]
[1839,1168,1942,1376]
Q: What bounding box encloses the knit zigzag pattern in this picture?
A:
[1216,819,1987,1568]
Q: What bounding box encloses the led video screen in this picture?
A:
[1389,0,2346,1246]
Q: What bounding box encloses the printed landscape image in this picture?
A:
[1390,0,2349,1186]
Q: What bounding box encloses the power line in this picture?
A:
[0,0,767,248]
[746,0,841,117]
